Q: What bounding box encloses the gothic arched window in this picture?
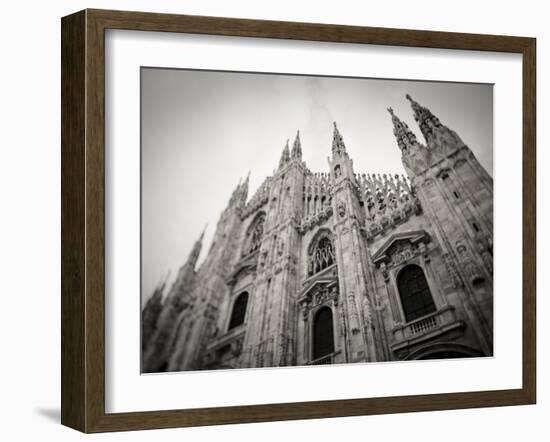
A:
[228,292,249,330]
[397,264,436,322]
[313,307,335,360]
[243,213,265,256]
[308,236,335,276]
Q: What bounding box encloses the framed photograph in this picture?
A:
[61,9,536,433]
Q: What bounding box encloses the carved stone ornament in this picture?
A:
[298,282,339,318]
[372,230,430,268]
[277,238,284,256]
[391,243,415,266]
[347,291,361,334]
[337,200,346,218]
[380,262,390,282]
[456,241,484,285]
[259,250,267,268]
[443,253,463,288]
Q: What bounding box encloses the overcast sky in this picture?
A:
[141,68,493,304]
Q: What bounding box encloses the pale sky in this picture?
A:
[141,68,493,304]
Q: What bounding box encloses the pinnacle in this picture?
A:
[404,93,442,137]
[387,105,418,152]
[332,121,346,156]
[278,138,291,168]
[291,130,302,159]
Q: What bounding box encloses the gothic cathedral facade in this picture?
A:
[142,94,494,372]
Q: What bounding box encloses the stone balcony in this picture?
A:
[390,305,465,354]
[202,326,246,368]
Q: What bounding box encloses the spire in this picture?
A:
[387,107,420,152]
[406,94,467,156]
[291,130,302,159]
[158,269,171,295]
[405,94,442,141]
[228,175,248,208]
[147,281,164,307]
[240,171,250,204]
[278,139,290,169]
[186,226,206,270]
[332,122,347,156]
[387,106,431,177]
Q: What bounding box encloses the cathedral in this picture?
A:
[141,94,494,373]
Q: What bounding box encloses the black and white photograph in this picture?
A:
[2,0,544,438]
[140,68,494,373]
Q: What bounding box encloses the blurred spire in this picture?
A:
[387,107,419,152]
[332,122,347,156]
[406,94,442,142]
[278,139,290,169]
[291,130,302,159]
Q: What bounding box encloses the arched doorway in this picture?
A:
[313,307,335,360]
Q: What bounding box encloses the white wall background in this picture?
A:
[0,0,546,440]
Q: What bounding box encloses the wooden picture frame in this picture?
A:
[61,8,536,433]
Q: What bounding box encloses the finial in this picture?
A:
[200,223,208,239]
[387,107,395,116]
[406,93,413,102]
[331,121,346,156]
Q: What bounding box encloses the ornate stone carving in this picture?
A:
[277,238,284,256]
[391,243,415,266]
[338,302,346,338]
[360,174,421,241]
[475,235,493,275]
[298,205,333,233]
[373,230,430,270]
[443,253,463,288]
[380,262,390,282]
[241,177,272,220]
[418,242,430,263]
[242,213,266,257]
[298,283,339,318]
[337,200,346,218]
[347,291,361,334]
[456,241,484,285]
[362,293,374,325]
[258,250,267,269]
